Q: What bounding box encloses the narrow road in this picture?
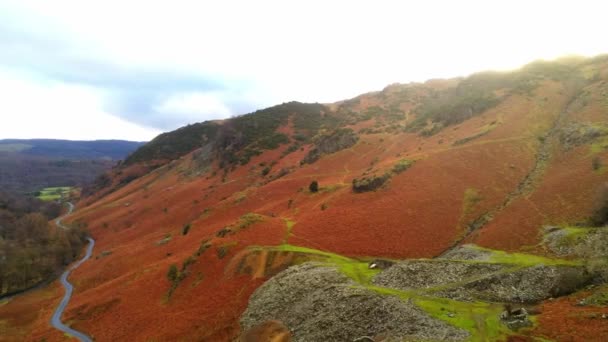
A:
[50,202,95,342]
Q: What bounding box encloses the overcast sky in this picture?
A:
[0,0,606,141]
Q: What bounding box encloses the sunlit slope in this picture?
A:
[4,55,608,341]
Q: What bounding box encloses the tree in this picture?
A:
[309,180,319,193]
[182,223,191,236]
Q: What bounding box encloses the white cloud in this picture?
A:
[0,70,159,140]
[0,0,607,140]
[155,92,233,122]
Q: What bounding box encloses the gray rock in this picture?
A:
[373,260,503,290]
[302,129,358,164]
[558,122,608,150]
[241,263,469,342]
[543,227,608,259]
[373,260,592,303]
[500,307,533,331]
[439,244,493,261]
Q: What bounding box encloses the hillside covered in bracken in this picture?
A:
[2,55,608,341]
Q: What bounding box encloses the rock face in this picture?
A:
[558,122,608,150]
[439,244,494,261]
[373,260,592,303]
[240,263,469,342]
[543,226,608,282]
[301,128,358,164]
[543,226,608,258]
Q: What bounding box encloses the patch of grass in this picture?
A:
[284,219,296,234]
[235,213,264,230]
[414,296,507,342]
[233,191,247,204]
[36,186,73,201]
[544,226,590,251]
[254,243,533,341]
[260,244,379,284]
[580,285,608,306]
[590,135,608,154]
[468,245,582,266]
[462,188,483,217]
[155,234,172,246]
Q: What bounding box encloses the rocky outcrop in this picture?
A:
[543,226,608,282]
[373,259,592,303]
[558,122,608,150]
[543,226,608,258]
[240,263,469,342]
[301,128,358,164]
[439,244,493,261]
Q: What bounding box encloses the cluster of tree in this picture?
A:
[0,191,62,219]
[0,192,88,297]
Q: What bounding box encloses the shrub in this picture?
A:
[167,264,179,282]
[590,185,608,226]
[352,173,391,193]
[392,159,414,174]
[217,246,229,259]
[261,166,271,176]
[235,213,264,230]
[182,223,191,236]
[309,180,319,193]
[592,156,602,171]
[156,234,172,246]
[196,240,212,256]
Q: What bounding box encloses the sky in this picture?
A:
[0,0,606,141]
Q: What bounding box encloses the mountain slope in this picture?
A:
[0,139,145,160]
[2,55,608,341]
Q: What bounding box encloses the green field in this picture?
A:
[36,187,73,201]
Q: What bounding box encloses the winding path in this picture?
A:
[51,202,95,342]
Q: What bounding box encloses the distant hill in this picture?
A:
[0,139,145,194]
[0,139,145,160]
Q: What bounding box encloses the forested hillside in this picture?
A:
[0,192,88,297]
